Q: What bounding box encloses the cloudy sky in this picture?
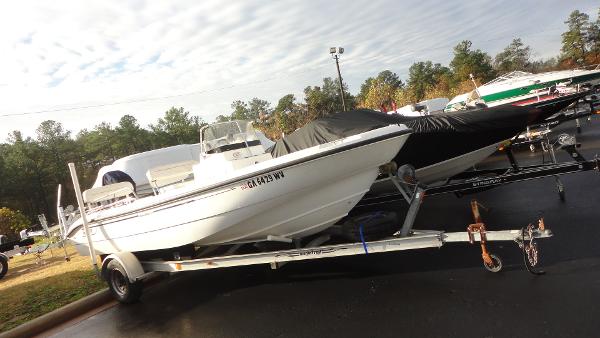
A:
[0,0,598,140]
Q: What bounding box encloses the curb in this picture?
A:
[0,288,112,338]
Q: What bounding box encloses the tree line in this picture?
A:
[0,108,204,238]
[0,9,598,237]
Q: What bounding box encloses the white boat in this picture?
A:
[444,67,600,112]
[66,120,411,256]
[408,143,500,184]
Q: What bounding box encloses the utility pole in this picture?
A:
[330,47,346,111]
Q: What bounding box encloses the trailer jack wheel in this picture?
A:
[468,201,503,273]
[483,254,503,272]
[106,260,143,304]
[467,223,502,273]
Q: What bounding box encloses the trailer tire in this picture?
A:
[106,260,143,304]
[0,255,8,280]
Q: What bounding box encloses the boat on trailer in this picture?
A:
[444,67,600,112]
[270,93,583,188]
[65,120,411,256]
[61,107,596,304]
[63,156,561,303]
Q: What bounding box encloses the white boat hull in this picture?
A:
[370,142,501,194]
[70,127,411,255]
[413,142,500,184]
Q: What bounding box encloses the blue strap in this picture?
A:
[359,224,368,254]
[358,211,386,254]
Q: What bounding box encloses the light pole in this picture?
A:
[330,47,346,111]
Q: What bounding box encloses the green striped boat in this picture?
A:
[444,68,600,112]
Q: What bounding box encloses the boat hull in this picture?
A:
[370,142,500,194]
[414,142,499,184]
[70,128,410,255]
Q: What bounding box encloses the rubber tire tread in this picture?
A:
[106,259,143,304]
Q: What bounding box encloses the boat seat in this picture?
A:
[146,160,196,194]
[82,182,136,206]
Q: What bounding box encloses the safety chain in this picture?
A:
[524,224,539,267]
[517,219,546,275]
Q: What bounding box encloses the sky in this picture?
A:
[0,0,598,141]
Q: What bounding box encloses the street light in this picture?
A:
[330,47,346,111]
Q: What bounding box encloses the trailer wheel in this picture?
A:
[0,255,8,280]
[483,254,502,273]
[106,260,143,303]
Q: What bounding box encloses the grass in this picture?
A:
[0,245,106,333]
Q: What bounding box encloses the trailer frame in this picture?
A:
[139,228,552,273]
[93,179,551,303]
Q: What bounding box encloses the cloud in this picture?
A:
[0,0,598,140]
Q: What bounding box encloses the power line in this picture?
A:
[0,64,329,118]
[0,25,570,119]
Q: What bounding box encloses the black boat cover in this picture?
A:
[270,96,579,169]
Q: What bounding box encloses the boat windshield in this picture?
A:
[201,121,259,154]
[484,71,532,85]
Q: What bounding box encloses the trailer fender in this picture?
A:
[101,252,144,283]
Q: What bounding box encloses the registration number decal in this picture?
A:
[241,170,285,190]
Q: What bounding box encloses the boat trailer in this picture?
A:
[90,189,551,303]
[139,200,549,275]
[65,173,556,303]
[65,136,598,303]
[358,133,600,207]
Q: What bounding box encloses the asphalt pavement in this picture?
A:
[51,116,600,338]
